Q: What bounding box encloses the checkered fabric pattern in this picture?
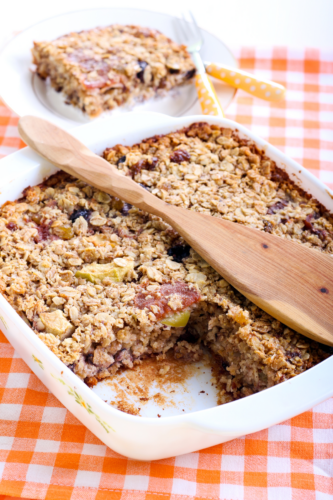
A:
[0,48,332,500]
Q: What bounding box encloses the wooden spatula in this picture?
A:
[18,116,333,346]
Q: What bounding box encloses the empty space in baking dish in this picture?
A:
[93,351,219,417]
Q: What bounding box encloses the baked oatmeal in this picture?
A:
[32,24,196,117]
[0,123,331,405]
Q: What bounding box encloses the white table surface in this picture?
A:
[0,0,332,51]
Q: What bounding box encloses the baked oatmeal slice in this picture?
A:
[32,24,196,117]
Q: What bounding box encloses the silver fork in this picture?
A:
[175,11,224,116]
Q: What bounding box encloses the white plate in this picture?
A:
[0,112,332,460]
[0,8,237,129]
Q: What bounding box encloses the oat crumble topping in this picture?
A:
[0,123,331,405]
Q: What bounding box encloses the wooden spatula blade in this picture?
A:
[165,207,333,345]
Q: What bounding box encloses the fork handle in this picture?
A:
[206,63,286,102]
[195,73,225,117]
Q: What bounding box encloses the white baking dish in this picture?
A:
[0,112,332,461]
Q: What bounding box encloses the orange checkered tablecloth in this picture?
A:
[0,47,332,500]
